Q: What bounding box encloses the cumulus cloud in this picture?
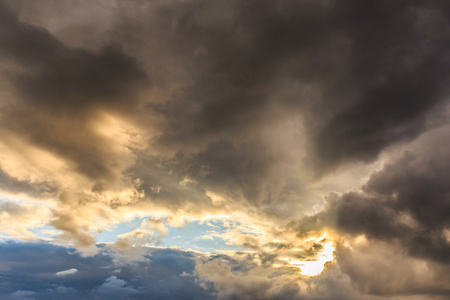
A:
[92,276,140,299]
[55,268,78,277]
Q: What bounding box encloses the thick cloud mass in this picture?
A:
[0,0,449,299]
[335,129,450,264]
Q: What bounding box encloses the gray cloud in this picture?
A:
[91,275,140,299]
[289,125,450,260]
[337,240,450,297]
[335,131,450,264]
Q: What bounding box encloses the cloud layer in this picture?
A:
[0,0,449,299]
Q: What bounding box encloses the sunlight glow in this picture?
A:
[281,239,335,276]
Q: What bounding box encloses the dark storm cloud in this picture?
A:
[87,0,450,219]
[162,139,291,207]
[336,149,450,263]
[0,1,148,113]
[291,127,450,265]
[150,0,450,173]
[151,0,340,145]
[0,0,447,207]
[314,52,449,171]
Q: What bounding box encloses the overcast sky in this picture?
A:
[0,0,449,299]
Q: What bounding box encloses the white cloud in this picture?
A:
[179,271,193,277]
[195,234,214,241]
[55,268,78,277]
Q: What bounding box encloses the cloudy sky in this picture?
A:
[0,0,449,299]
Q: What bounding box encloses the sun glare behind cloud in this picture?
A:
[280,237,335,276]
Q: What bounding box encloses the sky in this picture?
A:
[0,0,449,299]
